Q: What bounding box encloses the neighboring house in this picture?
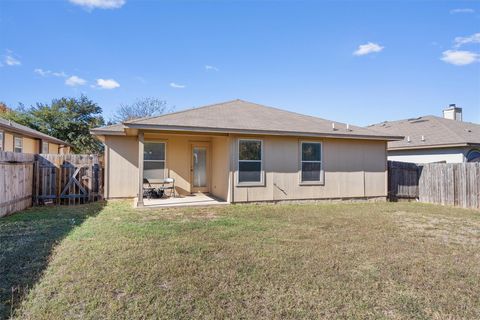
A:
[91,99,401,205]
[0,117,71,154]
[368,105,480,163]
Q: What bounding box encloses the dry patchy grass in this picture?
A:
[3,201,480,319]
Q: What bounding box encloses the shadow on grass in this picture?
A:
[0,201,106,320]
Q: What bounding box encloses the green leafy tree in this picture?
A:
[0,96,105,153]
[0,102,38,129]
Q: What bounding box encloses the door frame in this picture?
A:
[190,142,211,193]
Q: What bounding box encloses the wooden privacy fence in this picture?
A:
[34,154,103,205]
[388,161,480,209]
[419,163,480,209]
[0,151,34,217]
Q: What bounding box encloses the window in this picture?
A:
[14,136,23,153]
[0,131,3,151]
[42,141,49,154]
[300,142,323,183]
[467,149,480,162]
[238,139,263,184]
[143,142,166,180]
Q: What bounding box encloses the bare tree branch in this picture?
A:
[113,98,173,123]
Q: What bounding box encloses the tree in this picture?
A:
[0,102,38,129]
[0,96,105,154]
[112,97,172,123]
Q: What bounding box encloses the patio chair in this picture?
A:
[160,177,176,198]
[143,178,163,199]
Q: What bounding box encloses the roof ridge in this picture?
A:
[236,99,359,127]
[369,115,434,126]
[429,114,480,127]
[124,99,243,124]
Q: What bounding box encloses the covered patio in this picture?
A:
[134,130,232,208]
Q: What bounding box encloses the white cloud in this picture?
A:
[52,71,68,77]
[441,50,479,66]
[69,0,125,10]
[454,33,480,48]
[34,68,67,77]
[34,68,50,76]
[170,82,186,89]
[96,78,120,89]
[205,65,219,71]
[450,8,475,14]
[65,75,87,86]
[353,42,384,56]
[5,55,21,66]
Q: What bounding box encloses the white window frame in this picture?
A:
[14,136,23,153]
[0,131,3,151]
[42,141,49,154]
[299,141,324,185]
[143,141,167,182]
[237,138,264,187]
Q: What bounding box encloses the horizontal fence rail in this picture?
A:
[388,161,480,209]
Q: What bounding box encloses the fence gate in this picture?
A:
[34,154,103,205]
[387,161,420,201]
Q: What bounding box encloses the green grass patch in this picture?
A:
[1,201,479,319]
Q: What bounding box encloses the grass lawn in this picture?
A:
[1,201,480,319]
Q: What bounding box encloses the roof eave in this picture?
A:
[388,143,475,151]
[124,124,403,141]
[0,123,71,146]
[90,129,126,136]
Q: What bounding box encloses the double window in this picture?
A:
[143,142,166,180]
[14,136,23,153]
[238,139,263,184]
[42,141,49,154]
[300,142,323,183]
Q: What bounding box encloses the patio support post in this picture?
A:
[137,131,144,207]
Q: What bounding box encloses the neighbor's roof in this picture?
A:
[91,99,402,141]
[0,117,71,146]
[368,115,480,150]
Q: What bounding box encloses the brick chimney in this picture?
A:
[443,104,462,121]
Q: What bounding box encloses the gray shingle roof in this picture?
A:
[92,99,401,140]
[368,115,480,150]
[0,117,71,146]
[90,123,126,135]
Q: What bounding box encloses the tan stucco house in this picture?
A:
[91,100,402,206]
[0,117,71,154]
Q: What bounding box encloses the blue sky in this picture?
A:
[1,0,479,126]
